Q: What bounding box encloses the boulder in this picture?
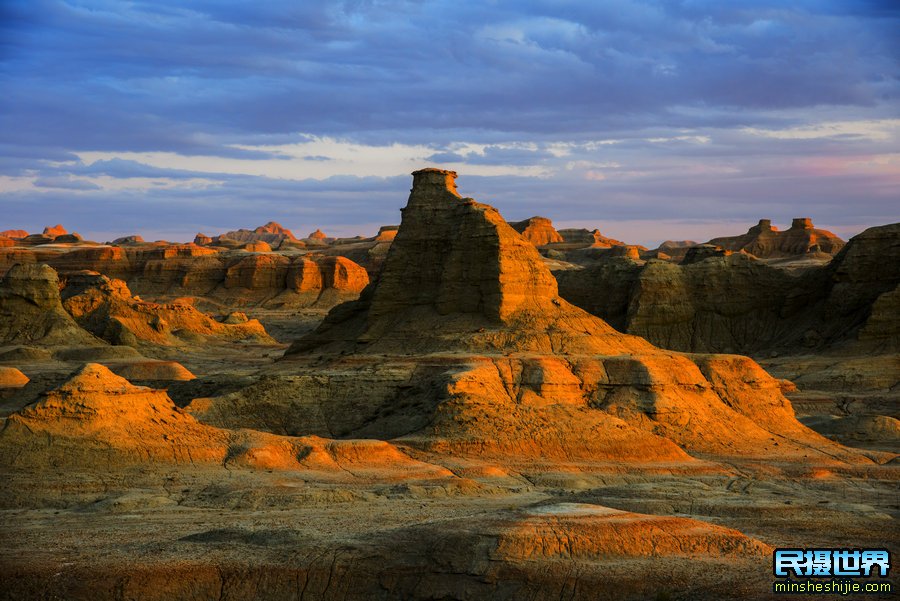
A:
[0,366,29,388]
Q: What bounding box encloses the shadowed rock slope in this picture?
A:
[556,223,900,355]
[0,264,101,346]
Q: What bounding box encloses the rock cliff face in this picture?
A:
[708,218,845,258]
[0,264,101,346]
[556,223,899,354]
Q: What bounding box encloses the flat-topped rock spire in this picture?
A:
[368,167,560,324]
[410,168,460,197]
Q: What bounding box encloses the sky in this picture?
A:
[1,0,898,247]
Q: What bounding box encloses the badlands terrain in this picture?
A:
[0,169,897,600]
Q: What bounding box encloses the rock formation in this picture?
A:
[212,168,867,465]
[216,221,299,246]
[558,228,625,247]
[240,240,272,253]
[508,216,564,246]
[1,172,894,601]
[53,233,83,243]
[0,229,28,239]
[0,363,451,480]
[0,366,29,389]
[109,360,197,382]
[111,235,144,245]
[8,242,371,310]
[60,271,274,346]
[0,264,101,346]
[556,222,899,355]
[681,243,732,264]
[708,218,845,258]
[42,224,67,238]
[374,225,399,241]
[1,363,459,489]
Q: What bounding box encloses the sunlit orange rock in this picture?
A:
[509,216,564,246]
[708,218,844,257]
[61,272,273,345]
[241,240,272,253]
[0,366,29,388]
[42,224,67,238]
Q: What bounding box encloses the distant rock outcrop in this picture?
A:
[0,230,28,239]
[509,216,564,246]
[556,222,900,354]
[42,224,67,238]
[216,221,298,246]
[681,244,732,265]
[111,235,144,245]
[558,228,625,248]
[21,241,370,310]
[708,218,845,258]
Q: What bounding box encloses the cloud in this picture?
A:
[0,0,897,245]
[32,175,102,190]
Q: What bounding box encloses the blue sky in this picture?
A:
[1,0,898,246]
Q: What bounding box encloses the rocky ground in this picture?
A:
[0,171,897,600]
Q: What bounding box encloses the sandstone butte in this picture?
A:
[509,216,564,246]
[187,168,872,468]
[707,218,845,258]
[42,224,68,238]
[558,227,626,248]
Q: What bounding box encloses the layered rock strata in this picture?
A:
[193,169,868,467]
